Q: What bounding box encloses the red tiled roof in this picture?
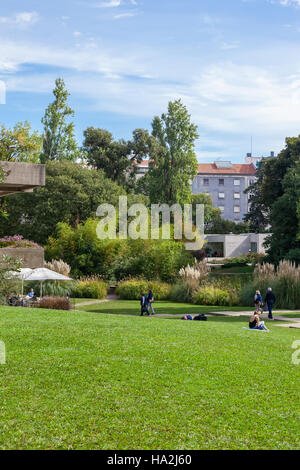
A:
[197,163,256,175]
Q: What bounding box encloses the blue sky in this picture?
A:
[1,0,300,162]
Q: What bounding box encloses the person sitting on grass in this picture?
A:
[249,312,269,331]
[140,292,150,316]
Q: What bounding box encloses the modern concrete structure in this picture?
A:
[204,233,268,258]
[0,161,46,268]
[245,151,276,169]
[0,247,45,268]
[0,161,46,197]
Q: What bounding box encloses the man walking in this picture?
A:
[265,287,276,320]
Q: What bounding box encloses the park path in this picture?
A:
[73,295,118,307]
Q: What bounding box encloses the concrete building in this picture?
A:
[0,161,46,268]
[205,233,268,258]
[245,151,276,168]
[192,161,256,222]
[0,161,46,196]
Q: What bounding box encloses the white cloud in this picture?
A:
[92,0,121,7]
[0,11,39,26]
[114,12,136,19]
[269,0,300,6]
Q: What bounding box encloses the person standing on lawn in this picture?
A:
[147,288,155,315]
[140,292,150,316]
[265,287,276,320]
[254,290,263,313]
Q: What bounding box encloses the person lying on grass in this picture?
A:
[249,312,269,331]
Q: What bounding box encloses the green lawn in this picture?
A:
[75,299,253,316]
[0,304,299,450]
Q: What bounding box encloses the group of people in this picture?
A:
[249,287,276,331]
[140,289,155,316]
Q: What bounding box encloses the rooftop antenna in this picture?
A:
[251,136,253,156]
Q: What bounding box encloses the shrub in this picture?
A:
[0,235,40,249]
[44,259,71,276]
[0,255,22,304]
[116,279,171,300]
[72,276,108,299]
[193,286,231,306]
[170,281,196,303]
[241,260,300,309]
[39,296,71,310]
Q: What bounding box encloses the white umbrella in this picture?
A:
[24,268,73,297]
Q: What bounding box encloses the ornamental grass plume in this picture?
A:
[254,262,275,281]
[44,259,71,276]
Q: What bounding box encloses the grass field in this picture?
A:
[0,304,299,450]
[75,300,253,316]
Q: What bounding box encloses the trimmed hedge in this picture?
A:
[116,279,171,300]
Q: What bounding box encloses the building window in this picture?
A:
[234,179,241,186]
[234,205,240,213]
[218,192,225,199]
[251,242,258,253]
[204,178,209,186]
[219,206,224,212]
[234,192,240,199]
[219,178,224,186]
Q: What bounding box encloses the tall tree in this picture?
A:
[0,121,42,163]
[148,100,199,205]
[82,127,153,189]
[41,78,79,163]
[244,160,269,233]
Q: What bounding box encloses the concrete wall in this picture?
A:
[205,233,268,257]
[0,247,44,268]
[0,161,46,196]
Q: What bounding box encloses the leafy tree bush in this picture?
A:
[72,277,108,299]
[0,255,22,304]
[193,286,231,306]
[116,279,171,300]
[0,161,125,245]
[45,219,192,282]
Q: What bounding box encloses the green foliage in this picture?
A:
[0,255,22,304]
[0,161,125,245]
[193,286,231,306]
[0,121,42,163]
[222,253,264,268]
[45,219,192,282]
[39,296,71,310]
[148,100,199,205]
[72,277,108,299]
[169,281,195,303]
[244,160,269,232]
[82,127,152,189]
[206,212,250,234]
[41,78,80,163]
[116,279,171,300]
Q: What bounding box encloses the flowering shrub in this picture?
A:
[0,235,40,249]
